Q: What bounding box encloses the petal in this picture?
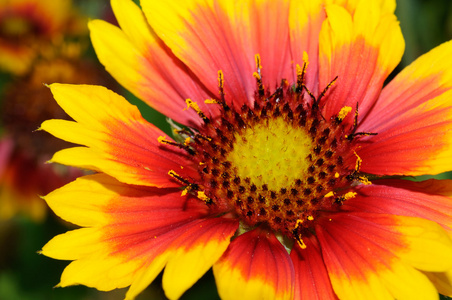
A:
[423,269,452,297]
[141,0,292,108]
[317,213,449,299]
[40,84,197,187]
[342,179,452,229]
[318,0,404,119]
[161,217,238,300]
[288,0,327,91]
[42,173,235,299]
[358,41,452,176]
[218,0,293,87]
[290,236,338,299]
[90,0,217,128]
[213,229,294,300]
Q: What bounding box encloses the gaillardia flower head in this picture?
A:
[40,0,452,299]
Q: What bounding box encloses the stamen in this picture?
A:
[346,102,378,140]
[253,54,265,96]
[296,63,308,93]
[185,99,210,123]
[317,75,338,103]
[335,191,357,204]
[158,136,195,155]
[293,219,307,249]
[205,98,220,104]
[168,170,195,186]
[197,191,213,204]
[337,106,352,122]
[253,71,265,97]
[255,54,263,75]
[324,191,335,198]
[218,70,226,102]
[353,150,362,171]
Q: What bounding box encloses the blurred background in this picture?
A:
[0,0,451,299]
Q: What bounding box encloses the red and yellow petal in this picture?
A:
[342,179,452,229]
[424,269,452,297]
[216,0,292,87]
[141,0,252,107]
[42,173,238,299]
[358,41,452,176]
[289,0,327,91]
[40,83,197,187]
[161,217,238,300]
[318,0,404,119]
[89,0,217,128]
[290,236,338,299]
[141,0,293,109]
[317,213,452,299]
[213,229,294,300]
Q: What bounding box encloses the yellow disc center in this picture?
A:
[227,117,312,191]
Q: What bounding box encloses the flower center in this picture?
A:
[227,117,311,191]
[163,63,373,247]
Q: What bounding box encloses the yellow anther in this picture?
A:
[197,191,211,203]
[296,64,303,76]
[337,106,352,121]
[168,170,190,185]
[302,51,309,65]
[204,98,219,104]
[255,53,262,71]
[181,188,189,196]
[353,150,362,171]
[324,191,335,198]
[358,176,372,185]
[184,137,191,146]
[307,215,314,221]
[199,162,205,165]
[218,70,224,90]
[253,71,261,80]
[168,170,180,178]
[185,99,200,112]
[158,136,170,144]
[343,192,357,200]
[185,98,208,122]
[296,61,308,91]
[334,172,340,178]
[297,237,307,249]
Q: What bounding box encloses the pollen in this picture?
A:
[227,117,311,191]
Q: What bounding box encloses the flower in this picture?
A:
[0,0,86,75]
[40,0,452,299]
[0,0,116,221]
